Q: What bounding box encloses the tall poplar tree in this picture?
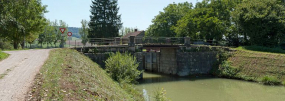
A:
[88,0,122,38]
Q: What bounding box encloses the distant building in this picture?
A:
[122,29,145,44]
[123,29,145,38]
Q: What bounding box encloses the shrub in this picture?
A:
[0,40,13,50]
[261,75,280,85]
[91,48,98,54]
[282,81,285,86]
[154,88,170,101]
[105,52,142,84]
[211,49,234,76]
[220,61,240,78]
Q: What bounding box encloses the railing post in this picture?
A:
[115,37,117,45]
[184,37,191,46]
[166,38,171,44]
[128,36,135,54]
[115,37,120,45]
[129,36,135,47]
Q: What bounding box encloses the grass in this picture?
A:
[217,49,285,85]
[27,49,144,100]
[0,51,9,61]
[235,46,285,54]
[0,51,9,79]
[261,75,280,85]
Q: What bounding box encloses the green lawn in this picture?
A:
[235,46,285,54]
[0,51,9,61]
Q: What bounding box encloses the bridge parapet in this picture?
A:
[69,36,228,48]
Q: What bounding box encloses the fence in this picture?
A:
[24,37,228,49]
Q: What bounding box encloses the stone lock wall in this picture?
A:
[176,52,217,76]
[84,48,218,77]
[159,48,177,75]
[84,53,109,68]
[134,52,145,71]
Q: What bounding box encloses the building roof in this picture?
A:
[123,31,144,38]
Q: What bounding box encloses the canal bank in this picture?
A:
[211,49,285,85]
[136,72,285,101]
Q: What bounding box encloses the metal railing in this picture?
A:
[23,37,229,49]
[65,37,228,47]
[135,37,185,45]
[84,37,186,45]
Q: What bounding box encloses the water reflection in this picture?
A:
[136,72,285,101]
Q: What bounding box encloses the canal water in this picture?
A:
[136,72,285,101]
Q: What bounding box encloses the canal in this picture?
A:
[136,72,285,101]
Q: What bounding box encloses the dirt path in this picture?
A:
[0,49,51,101]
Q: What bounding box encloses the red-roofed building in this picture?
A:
[123,29,145,38]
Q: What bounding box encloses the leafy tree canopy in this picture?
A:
[145,2,193,37]
[232,0,285,46]
[0,0,47,49]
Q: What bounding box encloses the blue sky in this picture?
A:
[42,0,200,30]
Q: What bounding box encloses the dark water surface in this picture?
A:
[136,72,285,101]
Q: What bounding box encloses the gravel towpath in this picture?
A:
[0,49,51,101]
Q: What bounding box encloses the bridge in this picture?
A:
[71,36,225,53]
[71,36,228,77]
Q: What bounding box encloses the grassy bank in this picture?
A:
[0,51,9,61]
[236,46,285,54]
[27,49,143,100]
[213,48,285,85]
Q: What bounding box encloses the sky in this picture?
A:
[42,0,200,30]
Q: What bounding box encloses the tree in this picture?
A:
[88,0,122,39]
[232,0,285,46]
[38,32,45,47]
[174,1,224,41]
[79,19,89,46]
[0,0,47,49]
[174,0,244,42]
[59,20,68,48]
[52,20,61,47]
[119,27,138,36]
[44,20,56,47]
[145,2,193,37]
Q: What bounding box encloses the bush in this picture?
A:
[105,52,142,84]
[154,88,170,101]
[211,49,234,76]
[219,61,240,78]
[0,40,13,50]
[261,75,280,85]
[282,81,285,86]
